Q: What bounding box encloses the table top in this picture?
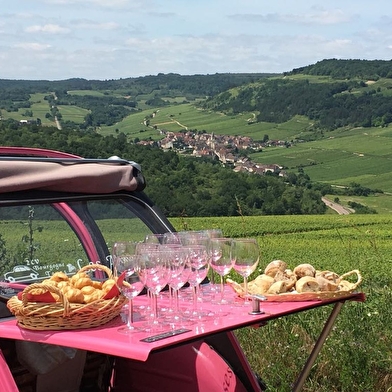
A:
[0,286,365,362]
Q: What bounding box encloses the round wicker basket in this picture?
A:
[227,269,362,302]
[7,264,127,330]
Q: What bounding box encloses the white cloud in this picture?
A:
[13,42,52,51]
[25,24,70,34]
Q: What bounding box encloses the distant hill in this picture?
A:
[287,58,392,80]
[203,59,392,131]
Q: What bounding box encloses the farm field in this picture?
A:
[250,126,392,199]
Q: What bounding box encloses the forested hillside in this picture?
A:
[202,59,392,131]
[0,121,327,217]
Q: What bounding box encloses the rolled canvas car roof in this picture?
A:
[0,157,146,194]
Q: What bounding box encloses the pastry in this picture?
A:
[73,277,94,289]
[50,272,69,282]
[62,287,84,303]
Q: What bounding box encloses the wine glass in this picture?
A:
[137,246,171,332]
[112,241,144,334]
[232,238,260,303]
[164,245,192,327]
[183,244,213,320]
[202,229,223,287]
[209,237,235,304]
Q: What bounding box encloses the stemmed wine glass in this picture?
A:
[232,238,260,303]
[112,241,145,334]
[164,245,192,327]
[202,229,223,288]
[209,237,235,305]
[137,246,171,332]
[184,244,213,320]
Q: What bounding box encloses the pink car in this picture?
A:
[0,147,264,392]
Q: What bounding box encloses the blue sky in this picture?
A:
[2,0,392,80]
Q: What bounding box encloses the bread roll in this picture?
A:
[316,276,338,292]
[267,280,288,294]
[249,274,274,294]
[316,270,340,283]
[274,269,297,291]
[296,276,319,293]
[264,260,287,277]
[294,264,316,279]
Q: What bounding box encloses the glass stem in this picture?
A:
[173,289,180,316]
[192,285,198,311]
[152,293,158,321]
[244,276,249,300]
[220,275,224,302]
[209,267,215,285]
[127,299,134,327]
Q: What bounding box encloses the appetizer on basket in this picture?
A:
[227,260,362,301]
[7,264,127,330]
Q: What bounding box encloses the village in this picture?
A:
[138,128,289,177]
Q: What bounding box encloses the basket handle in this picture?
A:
[78,263,113,279]
[339,269,362,290]
[21,283,70,317]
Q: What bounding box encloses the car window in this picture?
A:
[0,204,90,283]
[0,198,155,285]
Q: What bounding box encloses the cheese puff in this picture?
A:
[50,272,69,282]
[70,272,88,285]
[73,277,94,289]
[84,290,104,303]
[42,279,58,286]
[91,280,103,289]
[64,287,84,303]
[80,285,96,295]
[101,279,116,293]
[57,281,70,290]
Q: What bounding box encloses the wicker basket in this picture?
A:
[227,269,362,302]
[7,264,127,330]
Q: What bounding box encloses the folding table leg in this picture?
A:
[291,301,344,392]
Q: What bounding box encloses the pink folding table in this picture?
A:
[0,290,365,391]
